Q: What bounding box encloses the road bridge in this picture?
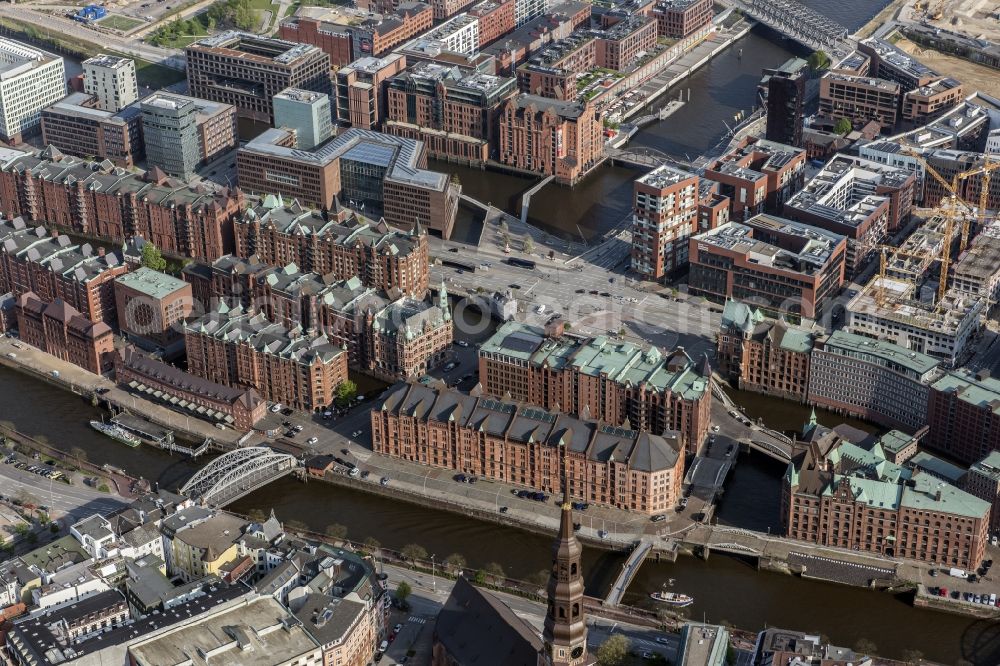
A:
[604,538,653,606]
[723,0,852,53]
[180,446,299,507]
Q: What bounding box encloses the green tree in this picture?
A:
[140,242,167,271]
[443,553,466,572]
[70,446,88,463]
[484,561,505,582]
[395,581,412,602]
[401,543,427,561]
[98,483,110,493]
[473,569,488,585]
[595,634,630,666]
[363,536,381,551]
[13,523,29,537]
[808,50,831,71]
[246,508,268,523]
[901,649,924,665]
[325,523,348,540]
[833,117,853,135]
[853,638,877,655]
[523,236,535,254]
[335,380,358,406]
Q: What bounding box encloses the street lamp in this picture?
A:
[431,554,436,592]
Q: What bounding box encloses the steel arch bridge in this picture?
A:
[180,447,299,507]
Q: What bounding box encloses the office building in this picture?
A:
[845,277,983,368]
[0,150,244,261]
[373,382,686,514]
[717,300,814,402]
[688,214,847,319]
[0,38,66,142]
[498,95,603,184]
[235,196,430,296]
[186,32,331,122]
[384,62,517,164]
[114,347,266,429]
[478,320,712,452]
[783,155,916,275]
[114,268,194,356]
[0,216,129,325]
[140,93,201,179]
[430,0,476,20]
[630,165,701,279]
[859,37,939,91]
[139,92,238,165]
[702,137,807,222]
[237,127,459,239]
[515,0,549,26]
[761,58,807,147]
[902,77,964,124]
[82,54,139,112]
[334,54,408,130]
[279,3,433,67]
[40,92,144,168]
[782,424,989,569]
[274,88,333,150]
[808,330,941,432]
[650,0,713,38]
[922,148,1000,211]
[185,304,350,411]
[16,292,114,374]
[927,369,1000,465]
[965,452,1000,532]
[819,73,901,129]
[367,288,453,380]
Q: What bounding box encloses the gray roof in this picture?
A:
[293,592,367,647]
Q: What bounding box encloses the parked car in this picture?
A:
[456,340,470,347]
[651,514,667,523]
[499,506,508,513]
[307,437,318,445]
[454,473,467,483]
[380,477,390,486]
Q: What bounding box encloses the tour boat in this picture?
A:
[90,420,141,448]
[650,591,694,607]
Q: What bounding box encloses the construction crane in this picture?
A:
[955,156,1000,252]
[875,240,946,307]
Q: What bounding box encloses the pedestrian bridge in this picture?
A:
[180,446,299,507]
[604,538,653,606]
[724,0,852,53]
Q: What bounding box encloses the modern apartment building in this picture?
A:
[717,299,814,402]
[498,95,603,184]
[334,54,408,130]
[818,73,901,129]
[384,62,517,164]
[783,155,915,275]
[859,37,939,91]
[273,88,333,150]
[782,426,989,569]
[901,77,964,124]
[845,277,983,368]
[927,369,1000,465]
[140,94,201,179]
[185,305,350,412]
[235,196,429,296]
[0,216,129,325]
[478,320,712,452]
[702,137,807,222]
[40,92,144,168]
[922,148,1000,211]
[16,292,114,374]
[0,151,244,261]
[650,0,713,38]
[952,225,1000,302]
[279,3,433,66]
[468,0,517,45]
[808,330,941,432]
[114,267,194,356]
[965,452,1000,532]
[515,0,550,26]
[82,54,139,112]
[630,165,700,279]
[688,214,847,319]
[236,127,459,239]
[186,32,332,122]
[0,38,66,142]
[372,382,686,514]
[761,58,808,147]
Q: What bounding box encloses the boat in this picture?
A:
[650,591,694,607]
[90,420,141,448]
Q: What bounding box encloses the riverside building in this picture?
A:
[0,38,66,142]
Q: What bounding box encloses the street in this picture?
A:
[0,460,127,522]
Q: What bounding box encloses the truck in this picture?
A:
[948,567,967,579]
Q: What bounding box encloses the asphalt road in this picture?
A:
[0,462,126,522]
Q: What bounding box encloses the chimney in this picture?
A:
[977,368,991,381]
[50,229,59,238]
[98,247,106,257]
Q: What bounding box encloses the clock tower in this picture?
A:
[539,476,594,666]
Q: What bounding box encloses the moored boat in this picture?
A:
[90,420,141,448]
[650,591,694,607]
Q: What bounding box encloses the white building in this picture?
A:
[0,37,65,142]
[987,128,1000,155]
[273,87,332,150]
[413,13,480,56]
[83,54,139,112]
[515,0,549,26]
[845,276,984,368]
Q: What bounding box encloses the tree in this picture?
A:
[325,523,348,540]
[484,561,505,583]
[14,523,30,537]
[285,519,310,533]
[523,236,535,254]
[499,220,509,234]
[808,50,831,71]
[443,553,466,572]
[70,446,88,463]
[473,569,488,585]
[17,489,37,508]
[901,649,924,665]
[401,543,427,561]
[450,173,461,187]
[363,536,381,551]
[595,634,630,666]
[853,638,878,655]
[246,508,268,523]
[335,380,358,407]
[140,242,167,271]
[833,117,853,135]
[98,483,110,493]
[527,569,550,586]
[395,581,411,603]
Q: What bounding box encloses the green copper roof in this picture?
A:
[969,451,1000,482]
[822,330,940,377]
[115,267,189,299]
[931,369,1000,415]
[779,326,814,353]
[909,451,966,484]
[875,430,915,454]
